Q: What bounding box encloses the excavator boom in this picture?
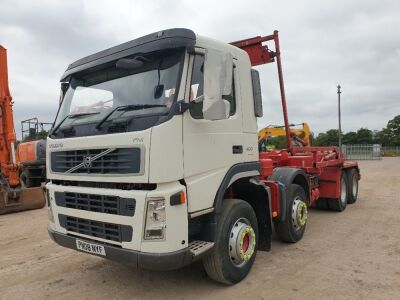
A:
[0,45,45,214]
[0,45,19,186]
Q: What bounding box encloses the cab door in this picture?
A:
[182,51,244,213]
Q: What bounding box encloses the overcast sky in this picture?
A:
[1,0,399,138]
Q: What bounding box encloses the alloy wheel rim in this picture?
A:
[292,196,308,231]
[229,218,256,267]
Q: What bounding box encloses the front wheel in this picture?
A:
[274,184,308,243]
[202,199,258,285]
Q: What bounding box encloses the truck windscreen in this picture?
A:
[52,49,184,138]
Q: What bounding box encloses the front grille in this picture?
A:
[51,147,141,174]
[59,214,132,242]
[55,191,136,216]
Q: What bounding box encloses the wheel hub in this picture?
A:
[229,218,256,266]
[292,197,308,230]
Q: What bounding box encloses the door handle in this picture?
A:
[232,145,243,154]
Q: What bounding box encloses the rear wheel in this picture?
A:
[346,168,359,204]
[274,184,308,243]
[328,172,348,211]
[202,199,258,285]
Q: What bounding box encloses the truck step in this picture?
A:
[189,240,214,257]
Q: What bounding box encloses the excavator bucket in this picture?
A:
[0,186,45,215]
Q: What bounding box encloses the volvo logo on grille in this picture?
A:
[83,156,93,168]
[65,148,117,173]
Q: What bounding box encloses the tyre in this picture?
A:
[202,199,258,285]
[274,184,308,243]
[346,168,359,204]
[328,172,348,211]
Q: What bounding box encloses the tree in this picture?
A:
[23,130,48,142]
[314,129,339,146]
[355,128,373,144]
[264,136,286,150]
[36,130,49,140]
[266,115,400,148]
[372,130,382,144]
[381,115,400,146]
[342,131,357,144]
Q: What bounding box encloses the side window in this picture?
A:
[189,55,205,119]
[189,54,236,119]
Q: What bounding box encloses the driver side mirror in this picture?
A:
[201,49,233,120]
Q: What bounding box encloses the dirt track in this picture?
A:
[1,158,399,299]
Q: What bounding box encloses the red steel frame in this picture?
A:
[231,31,359,216]
[231,31,291,150]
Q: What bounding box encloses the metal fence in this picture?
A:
[381,146,400,156]
[341,144,382,160]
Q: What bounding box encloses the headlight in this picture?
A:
[144,198,166,240]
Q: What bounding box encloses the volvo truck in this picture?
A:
[46,29,360,284]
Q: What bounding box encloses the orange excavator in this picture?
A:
[0,45,45,214]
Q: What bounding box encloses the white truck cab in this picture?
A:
[46,28,270,284]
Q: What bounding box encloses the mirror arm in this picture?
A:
[222,94,233,101]
[172,95,204,115]
[192,95,204,103]
[175,100,194,113]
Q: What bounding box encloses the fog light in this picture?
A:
[144,198,166,240]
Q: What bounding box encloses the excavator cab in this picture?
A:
[18,118,50,187]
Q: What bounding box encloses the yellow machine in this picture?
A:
[258,123,313,149]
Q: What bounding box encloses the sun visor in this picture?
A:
[61,28,196,81]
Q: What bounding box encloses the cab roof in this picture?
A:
[61,28,196,81]
[61,28,249,81]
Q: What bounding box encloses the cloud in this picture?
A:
[1,0,399,138]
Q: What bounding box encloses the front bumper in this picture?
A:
[48,228,193,271]
[46,180,189,254]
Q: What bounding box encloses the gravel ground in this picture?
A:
[0,158,399,299]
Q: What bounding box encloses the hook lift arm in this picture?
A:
[230,31,292,151]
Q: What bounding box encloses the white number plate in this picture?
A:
[76,239,106,256]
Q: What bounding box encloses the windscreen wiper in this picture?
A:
[50,112,100,137]
[95,104,166,130]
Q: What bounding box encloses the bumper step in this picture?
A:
[189,240,214,257]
